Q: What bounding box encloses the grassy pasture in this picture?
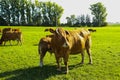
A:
[0,26,120,80]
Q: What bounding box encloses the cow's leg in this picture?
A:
[86,38,92,64]
[56,57,61,71]
[18,39,22,45]
[4,41,6,46]
[17,39,21,45]
[80,50,84,64]
[20,40,22,45]
[39,50,47,67]
[86,48,92,64]
[9,40,12,46]
[16,40,19,45]
[55,56,61,71]
[63,55,69,74]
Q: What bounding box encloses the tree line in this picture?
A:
[0,0,64,26]
[0,0,107,27]
[64,2,108,27]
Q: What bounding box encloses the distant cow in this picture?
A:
[38,35,53,67]
[45,28,92,74]
[88,29,96,32]
[0,31,22,45]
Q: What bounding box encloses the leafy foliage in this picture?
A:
[0,0,64,26]
[90,2,108,27]
[66,14,91,27]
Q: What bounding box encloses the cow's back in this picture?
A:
[67,31,85,54]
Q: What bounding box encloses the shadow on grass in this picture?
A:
[0,65,60,80]
[0,45,19,47]
[0,63,85,80]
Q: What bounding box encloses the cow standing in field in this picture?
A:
[45,28,92,74]
[88,29,96,32]
[0,28,22,45]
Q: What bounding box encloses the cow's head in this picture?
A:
[45,28,70,48]
[55,28,70,48]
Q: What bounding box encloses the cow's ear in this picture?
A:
[45,28,55,33]
[65,30,70,35]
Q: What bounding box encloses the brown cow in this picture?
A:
[38,35,53,67]
[45,28,92,74]
[88,29,96,32]
[0,31,22,45]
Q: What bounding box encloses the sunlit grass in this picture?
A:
[0,26,120,80]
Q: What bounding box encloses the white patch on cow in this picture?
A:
[62,41,70,48]
[62,42,68,48]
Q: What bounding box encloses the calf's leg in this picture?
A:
[63,59,69,74]
[39,50,47,67]
[63,53,69,74]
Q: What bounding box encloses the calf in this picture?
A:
[38,35,53,67]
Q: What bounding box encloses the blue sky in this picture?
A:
[38,0,120,23]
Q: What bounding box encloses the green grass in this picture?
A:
[0,26,120,80]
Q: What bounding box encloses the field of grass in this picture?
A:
[0,26,120,80]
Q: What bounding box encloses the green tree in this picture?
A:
[26,0,32,25]
[80,14,86,27]
[90,2,107,27]
[66,15,76,27]
[0,0,10,24]
[0,0,64,26]
[86,14,91,27]
[49,2,64,26]
[19,0,26,25]
[66,17,71,26]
